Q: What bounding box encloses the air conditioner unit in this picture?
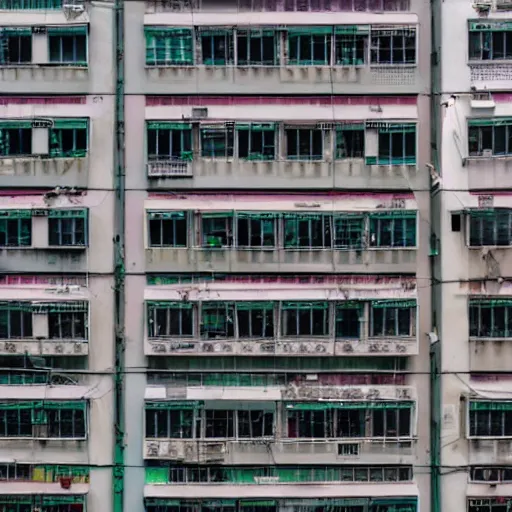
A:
[482,149,493,157]
[191,107,208,119]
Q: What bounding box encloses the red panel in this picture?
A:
[0,97,86,105]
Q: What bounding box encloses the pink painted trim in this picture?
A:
[146,96,417,106]
[0,190,47,196]
[148,192,415,200]
[0,97,86,105]
[491,93,512,103]
[469,191,512,196]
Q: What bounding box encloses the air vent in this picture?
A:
[192,107,208,119]
[338,443,360,456]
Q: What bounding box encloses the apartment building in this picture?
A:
[123,0,432,512]
[0,1,116,511]
[434,0,512,511]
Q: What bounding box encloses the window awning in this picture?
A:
[470,401,512,411]
[52,118,89,130]
[287,26,334,36]
[236,123,276,131]
[144,26,192,37]
[147,211,186,220]
[371,300,417,308]
[335,25,369,35]
[46,25,88,36]
[282,302,328,310]
[469,20,512,31]
[147,121,192,130]
[0,120,32,129]
[0,27,32,36]
[49,208,88,218]
[145,401,203,410]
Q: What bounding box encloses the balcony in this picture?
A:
[469,439,512,465]
[147,158,418,190]
[0,155,89,188]
[145,246,417,274]
[465,156,512,190]
[143,64,422,96]
[0,339,88,357]
[0,248,87,273]
[143,438,415,465]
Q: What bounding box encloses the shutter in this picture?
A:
[146,301,193,310]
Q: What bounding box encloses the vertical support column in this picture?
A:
[113,0,126,511]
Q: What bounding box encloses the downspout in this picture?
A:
[429,1,441,512]
[113,0,125,511]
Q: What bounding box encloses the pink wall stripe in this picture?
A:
[146,96,417,107]
[0,97,86,105]
[491,93,512,103]
[148,192,415,200]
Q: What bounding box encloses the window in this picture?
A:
[0,302,32,339]
[0,402,86,439]
[468,498,512,512]
[0,121,32,157]
[237,29,278,65]
[285,127,323,160]
[200,29,233,65]
[201,302,235,338]
[205,410,235,438]
[369,212,417,248]
[469,210,512,246]
[0,497,84,512]
[148,211,188,247]
[147,122,193,162]
[469,23,512,61]
[283,213,331,248]
[372,405,411,437]
[335,302,361,338]
[370,27,416,64]
[49,118,88,158]
[145,27,194,66]
[337,409,365,437]
[287,27,332,65]
[48,210,87,247]
[370,300,416,337]
[200,126,234,158]
[237,123,276,160]
[335,125,365,158]
[0,210,31,247]
[145,404,194,439]
[237,302,274,338]
[282,302,329,336]
[0,28,32,64]
[48,26,87,66]
[147,302,194,337]
[378,124,416,165]
[471,467,512,483]
[235,0,410,11]
[469,299,512,338]
[47,407,86,438]
[236,213,277,248]
[333,214,364,248]
[0,0,62,8]
[469,402,512,437]
[48,302,87,340]
[201,214,233,247]
[468,119,512,157]
[335,29,367,65]
[287,409,334,438]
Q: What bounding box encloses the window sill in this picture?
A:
[468,60,512,66]
[467,245,512,250]
[0,436,87,441]
[469,337,512,342]
[468,436,512,440]
[47,245,88,250]
[0,64,88,69]
[0,246,87,251]
[465,154,512,162]
[144,64,417,70]
[147,246,417,252]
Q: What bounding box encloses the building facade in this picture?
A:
[435,1,512,512]
[0,0,433,511]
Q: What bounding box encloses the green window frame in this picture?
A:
[236,123,276,161]
[469,299,512,338]
[236,212,278,248]
[468,118,512,157]
[283,213,331,249]
[469,209,512,246]
[335,123,365,159]
[335,301,362,338]
[0,120,32,157]
[146,122,193,161]
[200,28,233,66]
[49,118,88,158]
[145,401,199,439]
[0,301,33,339]
[369,211,417,248]
[47,25,88,66]
[48,301,88,340]
[0,401,86,439]
[148,211,188,247]
[281,302,329,336]
[201,302,235,339]
[285,126,323,161]
[370,27,416,64]
[370,300,416,337]
[377,123,416,165]
[201,212,233,247]
[236,302,274,339]
[0,210,31,247]
[469,401,512,437]
[334,26,368,65]
[146,301,194,337]
[0,0,62,8]
[0,27,32,64]
[236,29,279,66]
[287,27,332,65]
[333,213,365,248]
[200,125,234,159]
[48,209,88,247]
[145,27,194,66]
[469,21,512,61]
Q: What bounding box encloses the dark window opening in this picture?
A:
[237,305,274,338]
[336,127,365,158]
[48,34,87,64]
[148,304,193,337]
[237,215,276,247]
[286,128,323,160]
[3,35,32,64]
[0,128,32,157]
[282,303,329,336]
[201,303,235,339]
[149,216,188,247]
[237,30,278,65]
[48,312,86,339]
[202,216,233,247]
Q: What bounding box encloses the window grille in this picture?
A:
[47,25,88,66]
[145,27,194,66]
